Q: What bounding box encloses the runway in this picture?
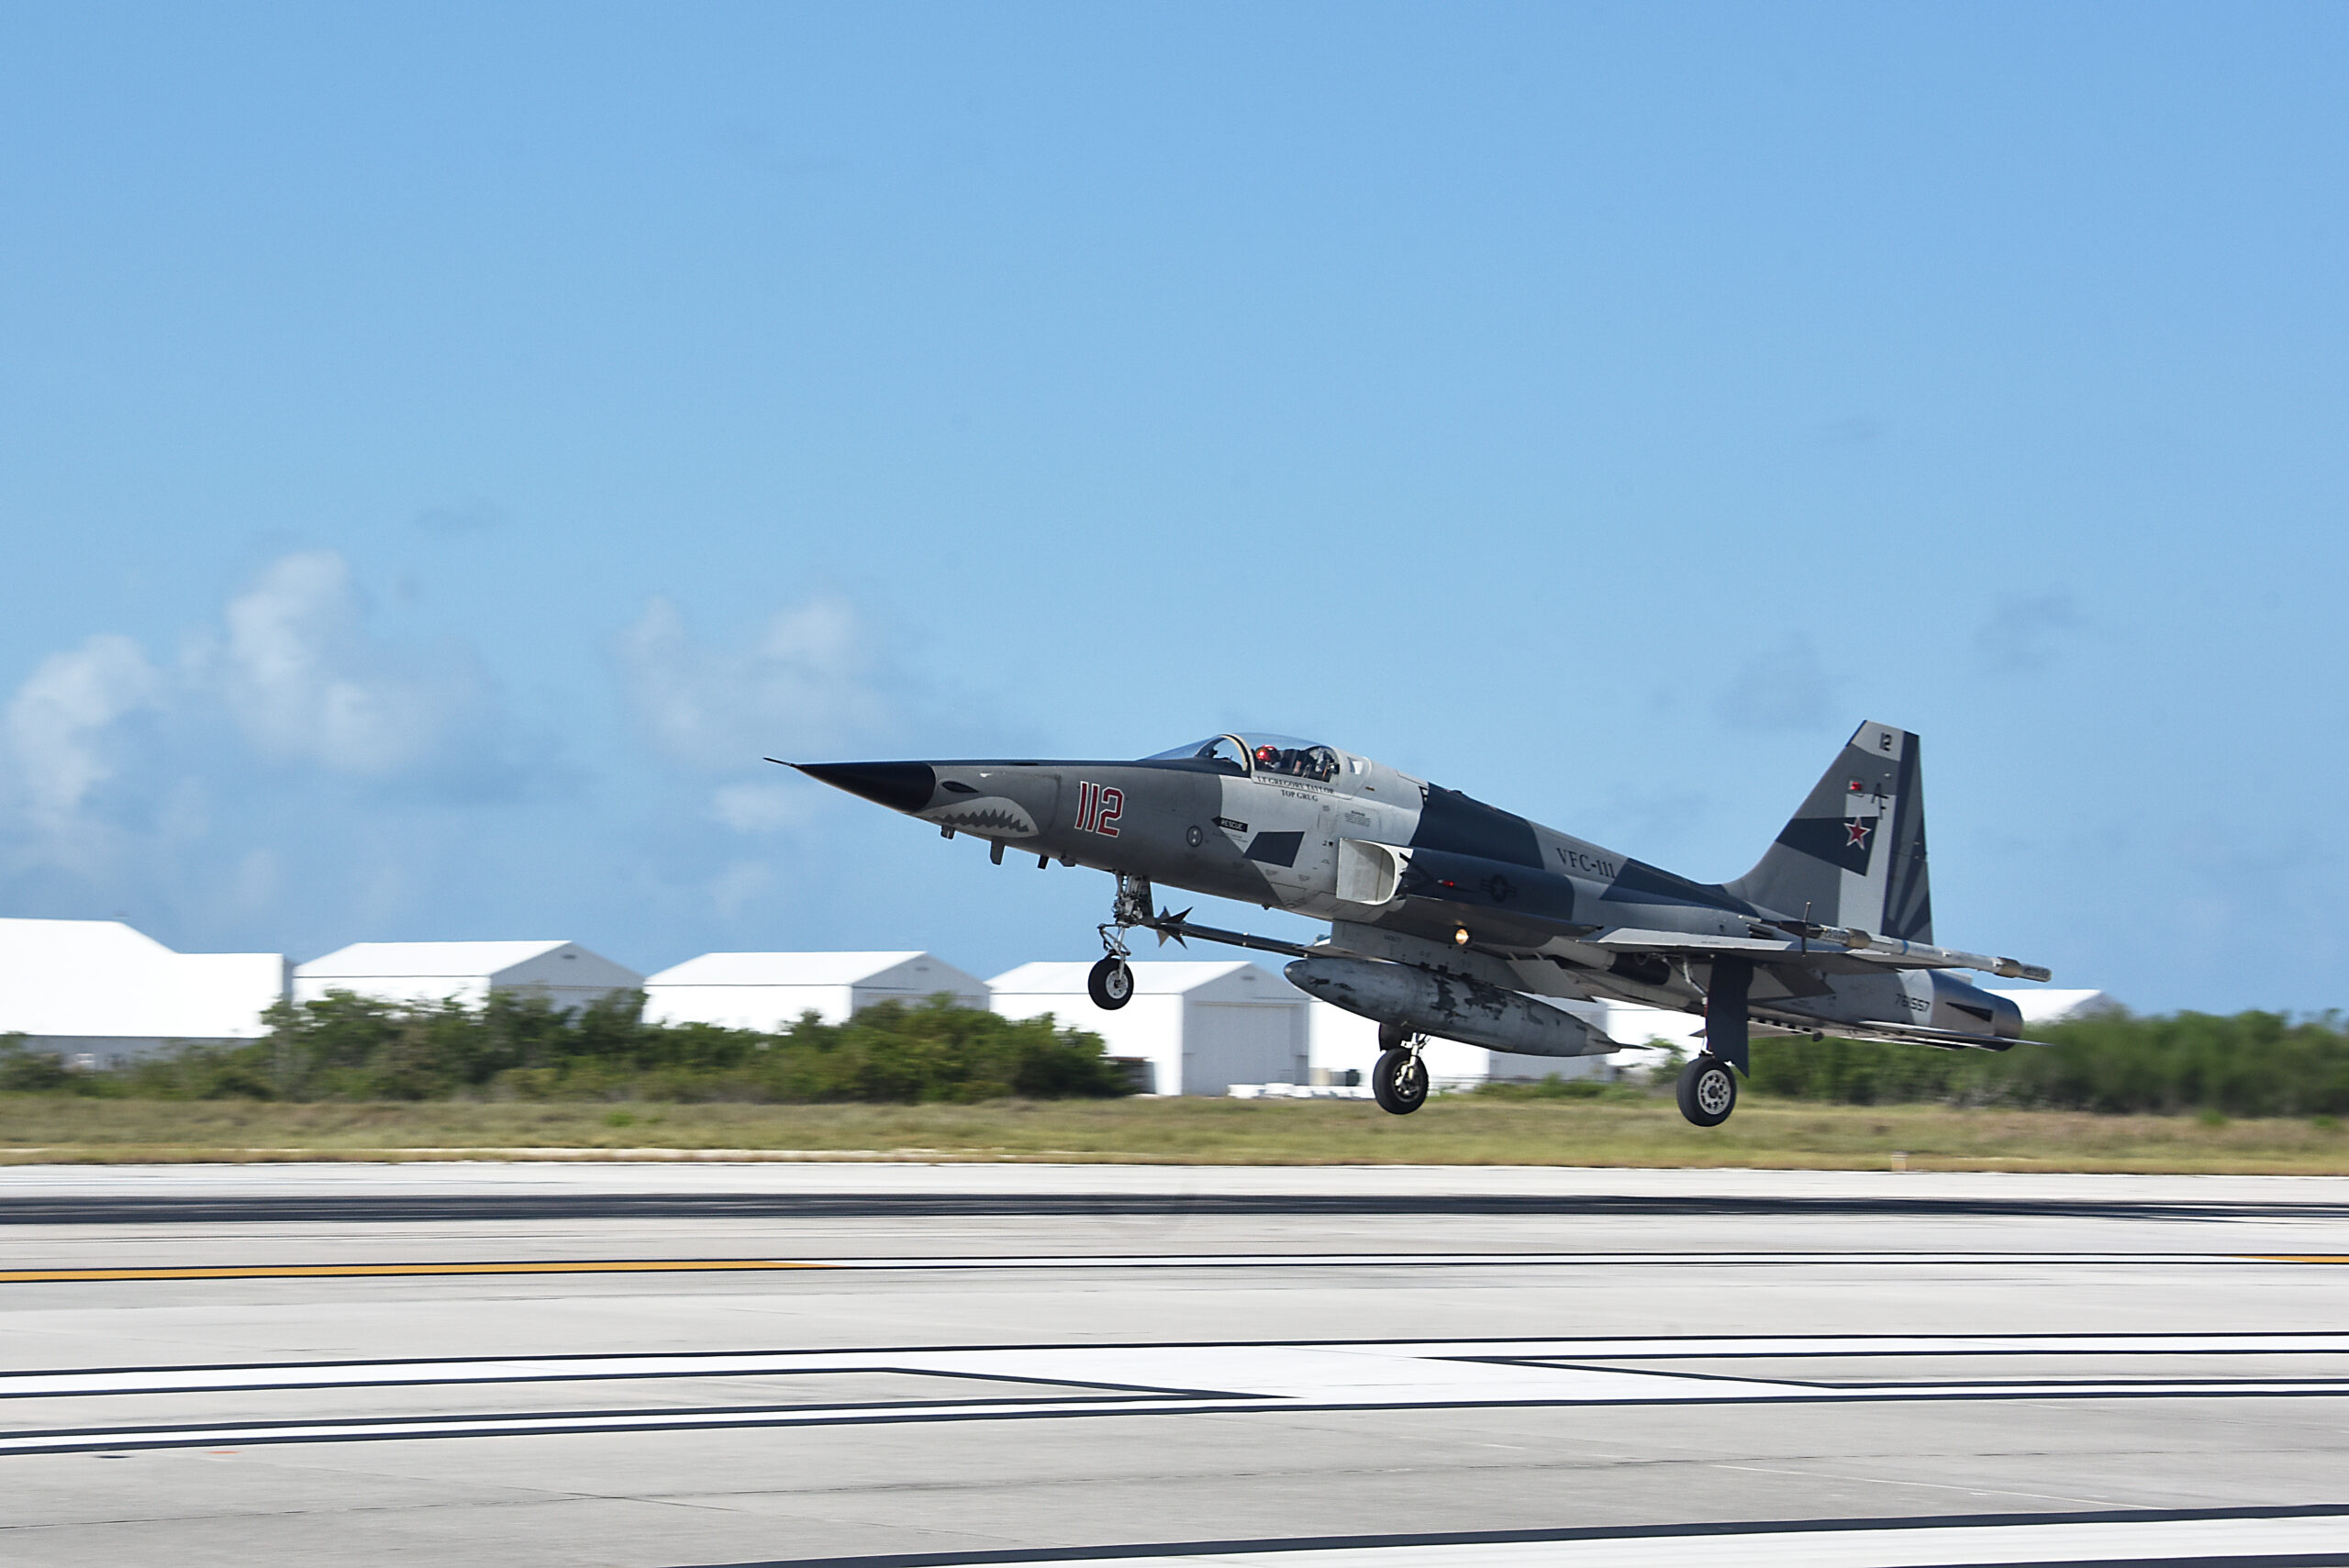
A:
[3,1164,2346,1566]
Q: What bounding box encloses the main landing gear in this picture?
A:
[1675,1055,1738,1127]
[1372,1023,1430,1116]
[1675,956,1750,1128]
[1088,873,1153,1011]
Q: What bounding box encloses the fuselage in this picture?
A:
[796,730,2021,1042]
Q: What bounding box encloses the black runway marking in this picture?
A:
[7,1192,2349,1226]
[14,1386,2349,1457]
[674,1503,2349,1568]
[13,1333,2349,1456]
[21,1328,2349,1384]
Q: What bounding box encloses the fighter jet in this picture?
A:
[788,722,2050,1127]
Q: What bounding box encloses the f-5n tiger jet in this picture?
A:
[789,721,2050,1127]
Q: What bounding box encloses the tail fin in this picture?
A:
[1725,720,1932,941]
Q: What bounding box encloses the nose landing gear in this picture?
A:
[1088,873,1154,1011]
[1086,953,1134,1010]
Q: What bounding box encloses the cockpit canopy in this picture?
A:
[1148,733,1342,783]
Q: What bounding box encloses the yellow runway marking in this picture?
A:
[2242,1255,2349,1264]
[0,1260,834,1283]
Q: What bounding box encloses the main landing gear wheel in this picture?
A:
[1676,1053,1738,1128]
[1087,955,1134,1010]
[1372,1046,1431,1116]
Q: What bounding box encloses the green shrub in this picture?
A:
[0,994,1129,1105]
[1749,1009,2349,1116]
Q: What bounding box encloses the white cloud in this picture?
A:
[205,550,501,780]
[707,860,774,918]
[1975,593,2084,675]
[0,550,527,882]
[1,634,161,851]
[613,593,896,772]
[709,780,808,834]
[1712,633,1836,732]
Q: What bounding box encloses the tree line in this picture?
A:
[3,995,2345,1116]
[1744,1008,2349,1117]
[0,991,1135,1103]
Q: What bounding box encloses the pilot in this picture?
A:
[1255,745,1280,772]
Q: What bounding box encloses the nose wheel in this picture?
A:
[1087,954,1134,1010]
[1372,1041,1431,1116]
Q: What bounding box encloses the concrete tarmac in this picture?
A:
[2,1162,2346,1567]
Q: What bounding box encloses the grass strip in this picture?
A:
[4,1095,2348,1172]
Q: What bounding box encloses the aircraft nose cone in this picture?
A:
[793,761,938,813]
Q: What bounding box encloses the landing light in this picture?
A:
[1453,928,1470,947]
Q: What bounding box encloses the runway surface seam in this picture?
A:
[4,1252,2343,1283]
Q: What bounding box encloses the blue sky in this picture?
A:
[1,4,2343,1012]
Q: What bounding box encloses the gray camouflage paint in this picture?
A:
[793,720,2023,1053]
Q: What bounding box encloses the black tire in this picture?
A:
[1372,1047,1430,1116]
[1676,1054,1738,1127]
[1087,955,1134,1010]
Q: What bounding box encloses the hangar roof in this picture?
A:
[988,961,1292,999]
[1988,987,2121,1025]
[645,951,959,988]
[299,940,584,980]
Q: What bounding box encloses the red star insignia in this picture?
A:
[1845,818,1875,848]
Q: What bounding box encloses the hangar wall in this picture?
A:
[0,917,287,1068]
[644,951,989,1029]
[989,961,1309,1095]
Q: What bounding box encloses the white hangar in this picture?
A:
[292,940,642,1013]
[989,961,1310,1096]
[0,917,286,1068]
[643,951,989,1030]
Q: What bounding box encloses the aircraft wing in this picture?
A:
[1751,1006,2046,1052]
[1590,927,2052,983]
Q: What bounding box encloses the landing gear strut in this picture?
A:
[1089,873,1153,1011]
[1675,957,1750,1127]
[1373,1037,1431,1116]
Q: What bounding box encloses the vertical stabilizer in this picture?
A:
[1725,721,1932,941]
